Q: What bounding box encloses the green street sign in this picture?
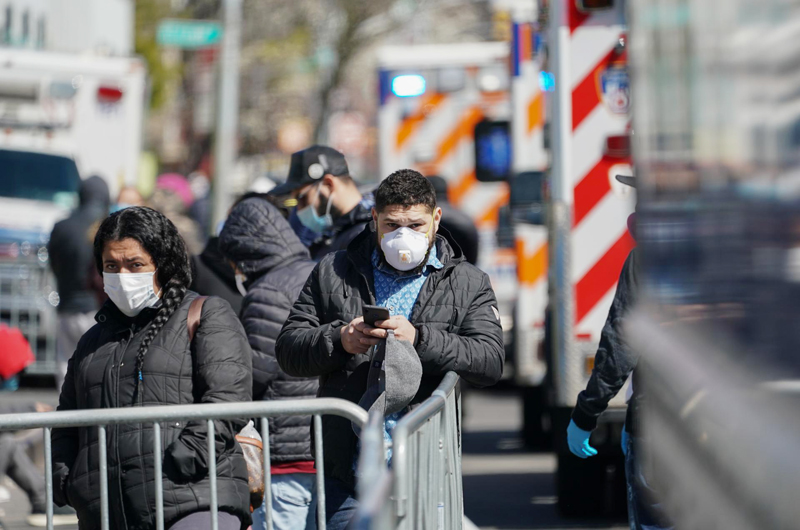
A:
[157,19,222,49]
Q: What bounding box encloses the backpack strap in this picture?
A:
[187,296,208,343]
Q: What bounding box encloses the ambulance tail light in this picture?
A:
[576,0,615,12]
[97,86,124,103]
[605,134,630,159]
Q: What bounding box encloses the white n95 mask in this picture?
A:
[380,227,430,271]
[103,271,161,317]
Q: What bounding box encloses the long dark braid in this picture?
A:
[94,207,193,391]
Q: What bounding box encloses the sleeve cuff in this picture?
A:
[331,325,346,355]
[413,324,427,355]
[571,405,599,432]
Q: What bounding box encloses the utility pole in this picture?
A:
[211,0,242,230]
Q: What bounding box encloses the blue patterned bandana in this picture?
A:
[370,243,443,463]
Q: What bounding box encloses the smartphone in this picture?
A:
[362,305,390,327]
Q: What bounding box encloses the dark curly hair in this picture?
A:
[375,169,437,213]
[93,207,192,392]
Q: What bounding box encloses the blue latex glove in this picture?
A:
[621,427,629,456]
[567,419,598,459]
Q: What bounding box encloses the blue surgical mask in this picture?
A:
[296,185,334,234]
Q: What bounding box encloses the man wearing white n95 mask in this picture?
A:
[276,169,505,530]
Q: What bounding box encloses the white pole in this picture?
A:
[212,0,242,230]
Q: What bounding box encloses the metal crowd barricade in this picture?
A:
[0,253,58,373]
[352,411,393,529]
[353,371,463,530]
[0,398,368,530]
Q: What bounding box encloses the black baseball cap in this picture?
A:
[270,145,350,197]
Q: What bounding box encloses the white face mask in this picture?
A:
[380,226,431,272]
[103,271,161,317]
[235,272,248,297]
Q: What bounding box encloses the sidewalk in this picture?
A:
[0,477,77,530]
[0,389,75,529]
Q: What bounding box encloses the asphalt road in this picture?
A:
[461,387,627,530]
[0,386,627,529]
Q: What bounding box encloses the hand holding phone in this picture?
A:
[360,306,417,344]
[362,305,390,327]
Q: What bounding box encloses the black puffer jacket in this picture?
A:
[276,227,504,487]
[52,294,252,530]
[219,198,318,463]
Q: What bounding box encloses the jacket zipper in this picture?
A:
[115,327,135,530]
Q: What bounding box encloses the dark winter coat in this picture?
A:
[218,198,318,463]
[571,248,640,434]
[275,227,505,487]
[190,236,243,314]
[52,294,252,530]
[308,201,373,261]
[48,176,110,314]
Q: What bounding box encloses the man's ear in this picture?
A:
[433,206,443,232]
[321,174,336,192]
[371,208,378,232]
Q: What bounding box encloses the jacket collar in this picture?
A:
[95,299,160,335]
[329,201,373,238]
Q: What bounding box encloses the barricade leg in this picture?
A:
[153,422,164,530]
[208,420,218,530]
[98,425,109,530]
[44,427,53,530]
[314,415,326,530]
[261,417,273,530]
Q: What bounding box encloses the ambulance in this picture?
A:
[537,0,634,515]
[376,40,522,366]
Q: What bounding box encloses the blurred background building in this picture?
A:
[1,0,133,55]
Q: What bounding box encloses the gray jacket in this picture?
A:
[219,198,318,463]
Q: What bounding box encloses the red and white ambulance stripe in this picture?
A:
[567,5,635,336]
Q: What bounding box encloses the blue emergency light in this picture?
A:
[539,71,555,92]
[391,74,426,97]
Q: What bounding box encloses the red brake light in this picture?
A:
[605,134,630,159]
[97,86,124,103]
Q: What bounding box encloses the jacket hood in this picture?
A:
[79,176,110,211]
[219,198,310,278]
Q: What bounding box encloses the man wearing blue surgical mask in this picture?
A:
[270,146,372,261]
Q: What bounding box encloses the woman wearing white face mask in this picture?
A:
[51,206,253,530]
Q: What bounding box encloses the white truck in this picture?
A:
[0,50,147,373]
